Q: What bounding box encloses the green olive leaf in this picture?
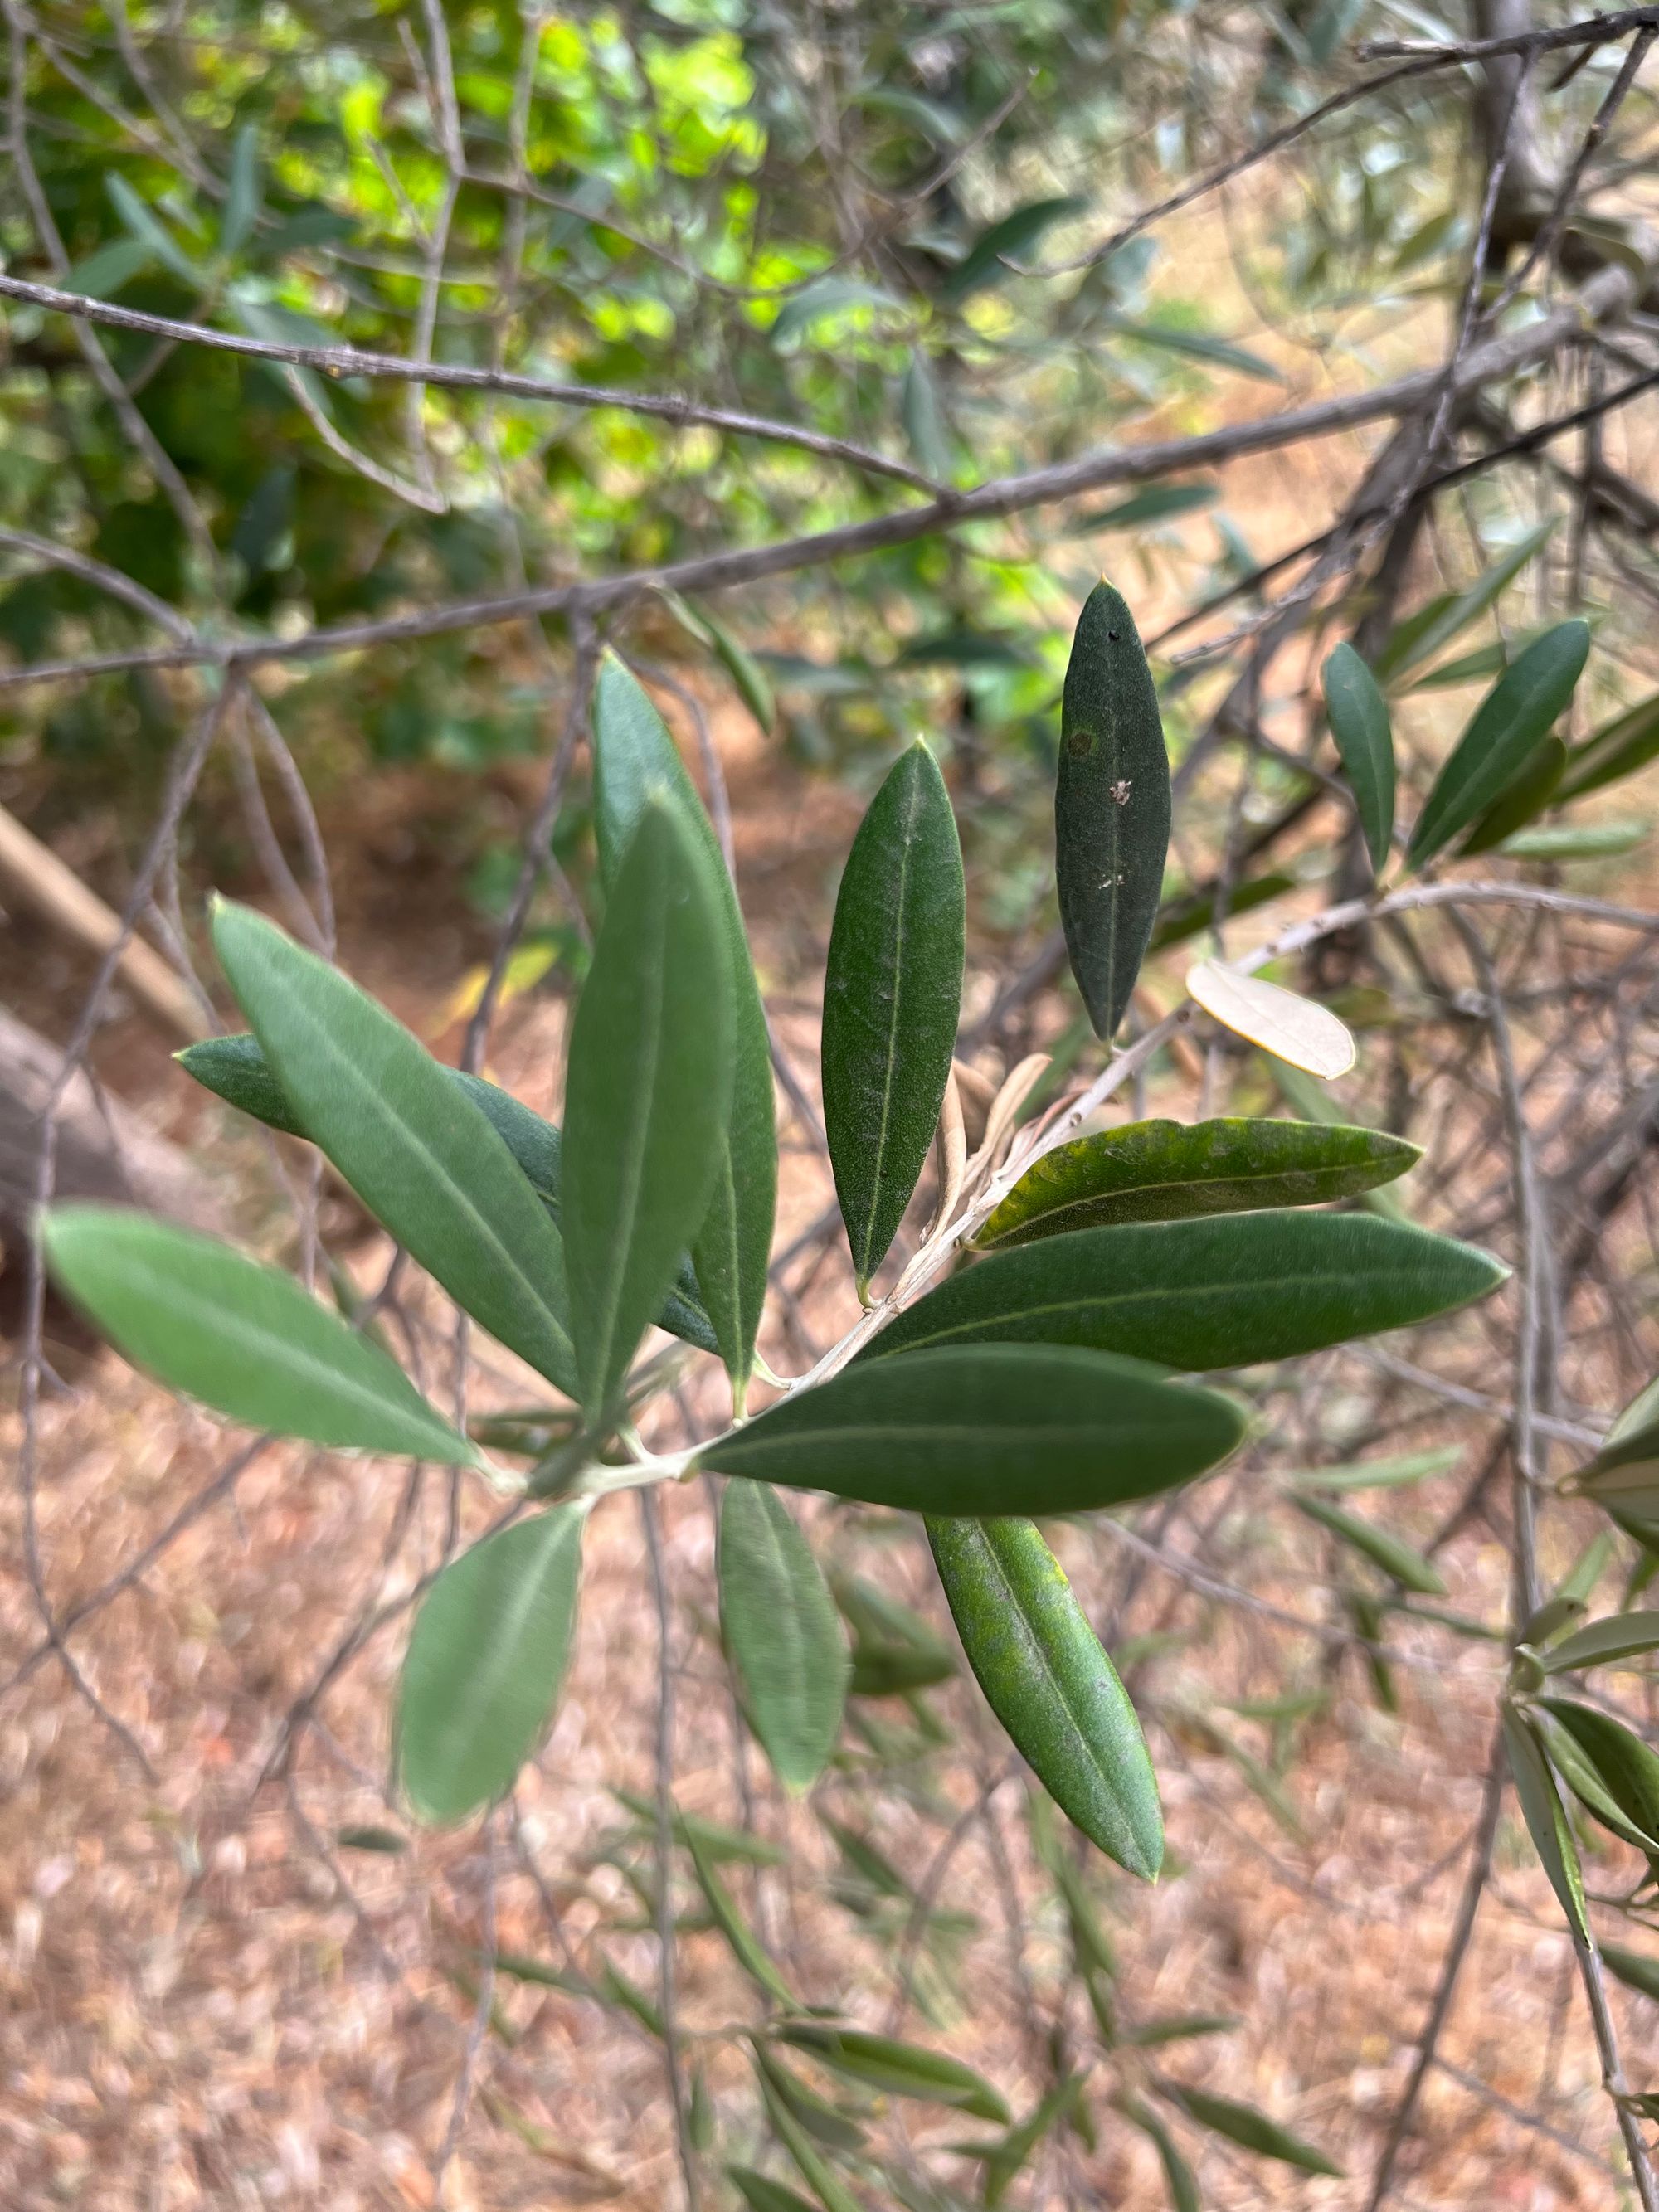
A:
[928,1515,1162,1877]
[821,739,964,1295]
[718,1480,849,1794]
[41,1207,475,1464]
[397,1508,584,1824]
[562,799,734,1422]
[1056,581,1170,1041]
[973,1116,1419,1249]
[1408,620,1589,868]
[212,900,578,1394]
[698,1345,1244,1516]
[1322,641,1394,872]
[867,1213,1507,1370]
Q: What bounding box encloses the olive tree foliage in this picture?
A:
[6,0,1659,2204]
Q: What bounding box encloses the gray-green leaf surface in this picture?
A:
[397,1507,584,1823]
[562,800,734,1422]
[42,1207,476,1464]
[212,901,577,1393]
[719,1480,849,1793]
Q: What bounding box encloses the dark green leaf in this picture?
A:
[1322,643,1395,872]
[944,196,1086,300]
[1602,1942,1659,2002]
[928,1516,1162,1877]
[1503,1707,1590,1936]
[849,1644,955,1698]
[337,1825,406,1854]
[591,651,776,1404]
[563,800,734,1421]
[1056,581,1171,1040]
[719,1481,849,1794]
[684,1819,795,2005]
[212,902,577,1394]
[179,1033,719,1356]
[1408,621,1590,868]
[821,741,964,1294]
[1540,1612,1659,1675]
[397,1508,583,1824]
[973,1116,1418,1249]
[1068,483,1219,534]
[664,591,776,737]
[1123,2014,1240,2048]
[865,1213,1506,1371]
[1558,693,1659,800]
[1537,1698,1659,1850]
[1158,2083,1342,2177]
[1120,2098,1199,2212]
[1460,735,1567,854]
[1468,734,1574,853]
[728,2166,824,2212]
[698,1347,1244,1516]
[778,2025,1010,2123]
[41,1208,475,1463]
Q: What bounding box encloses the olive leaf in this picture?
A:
[397,1508,584,1824]
[973,1116,1418,1248]
[591,649,776,1405]
[821,739,964,1295]
[1056,581,1170,1041]
[928,1515,1162,1877]
[1408,620,1590,868]
[867,1212,1506,1371]
[562,799,734,1422]
[1322,641,1394,871]
[719,1480,849,1793]
[212,899,578,1394]
[698,1346,1244,1516]
[42,1207,476,1465]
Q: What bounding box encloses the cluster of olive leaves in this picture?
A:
[38,583,1659,2193]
